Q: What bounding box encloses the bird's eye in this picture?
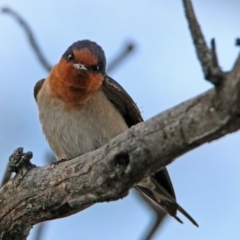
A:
[67,53,74,61]
[92,65,100,72]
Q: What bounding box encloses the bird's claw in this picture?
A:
[9,147,36,174]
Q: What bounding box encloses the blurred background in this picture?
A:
[0,0,240,239]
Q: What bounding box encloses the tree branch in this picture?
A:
[1,7,52,72]
[107,43,135,73]
[136,191,166,240]
[183,0,226,85]
[1,7,135,75]
[1,53,240,238]
[34,223,46,240]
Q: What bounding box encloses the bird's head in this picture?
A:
[58,40,106,90]
[50,40,106,104]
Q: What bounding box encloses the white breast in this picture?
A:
[37,80,128,159]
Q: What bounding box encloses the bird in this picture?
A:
[34,39,198,227]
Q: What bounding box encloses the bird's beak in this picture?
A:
[73,63,88,71]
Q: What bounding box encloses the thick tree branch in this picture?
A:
[143,214,166,240]
[1,54,240,239]
[236,38,240,47]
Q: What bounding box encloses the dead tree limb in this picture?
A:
[1,53,240,238]
[1,0,240,239]
[33,223,46,240]
[143,214,166,240]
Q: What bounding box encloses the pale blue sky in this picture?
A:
[1,0,240,239]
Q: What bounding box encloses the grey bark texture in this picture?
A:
[1,0,240,239]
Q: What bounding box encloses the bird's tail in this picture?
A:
[135,170,198,227]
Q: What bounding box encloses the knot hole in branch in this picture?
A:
[114,152,130,168]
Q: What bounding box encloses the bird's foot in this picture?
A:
[9,147,36,174]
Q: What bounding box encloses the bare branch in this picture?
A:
[107,43,135,73]
[1,7,135,75]
[182,0,226,85]
[143,214,166,240]
[236,38,240,47]
[1,52,240,239]
[34,223,46,240]
[135,191,166,240]
[1,7,52,72]
[0,7,135,240]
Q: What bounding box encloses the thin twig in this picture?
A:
[144,214,166,240]
[182,0,226,85]
[236,38,240,46]
[1,7,135,75]
[136,191,166,240]
[107,43,135,73]
[1,7,52,72]
[0,162,11,187]
[34,223,46,240]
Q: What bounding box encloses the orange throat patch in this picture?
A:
[48,62,104,106]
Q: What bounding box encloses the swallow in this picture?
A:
[34,40,198,227]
